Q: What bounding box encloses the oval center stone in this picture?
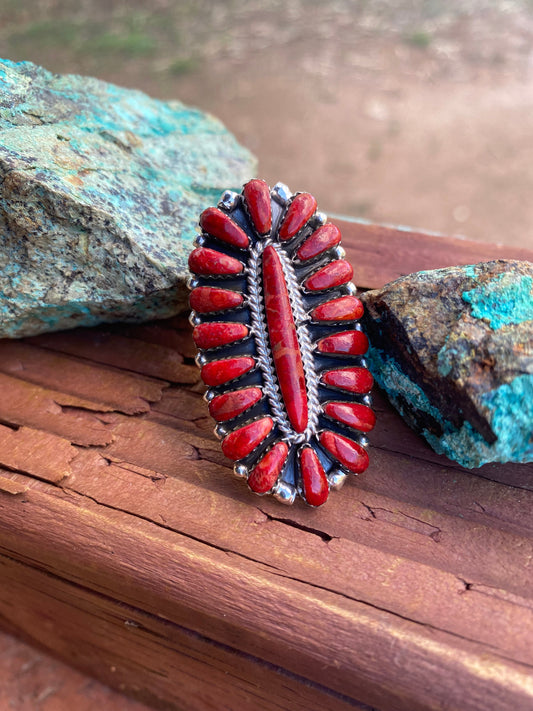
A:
[261,244,309,433]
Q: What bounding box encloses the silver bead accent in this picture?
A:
[195,353,208,367]
[358,435,370,448]
[314,211,327,226]
[194,234,206,247]
[234,464,248,479]
[272,182,292,204]
[344,282,357,295]
[187,276,200,290]
[189,311,201,327]
[218,190,240,211]
[328,469,347,490]
[272,481,296,505]
[214,424,228,440]
[203,389,216,403]
[362,394,373,407]
[333,245,346,259]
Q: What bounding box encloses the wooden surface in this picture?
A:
[0,221,532,711]
[0,630,152,711]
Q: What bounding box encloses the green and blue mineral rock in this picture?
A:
[0,59,256,337]
[362,259,533,468]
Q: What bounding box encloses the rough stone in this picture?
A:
[361,259,533,468]
[0,59,256,337]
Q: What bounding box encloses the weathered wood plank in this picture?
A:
[29,330,198,384]
[0,341,166,414]
[1,475,532,711]
[0,631,152,711]
[0,553,370,711]
[337,219,533,289]
[0,373,115,447]
[0,220,531,711]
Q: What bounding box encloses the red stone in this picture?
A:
[304,260,353,291]
[262,245,308,433]
[296,224,341,261]
[188,247,243,276]
[278,193,317,240]
[201,357,255,387]
[208,387,262,422]
[189,286,243,314]
[199,207,249,249]
[321,367,374,393]
[243,179,272,235]
[323,402,376,432]
[319,430,369,474]
[311,296,364,322]
[221,417,273,461]
[193,322,249,350]
[300,446,329,507]
[317,330,369,355]
[248,441,289,494]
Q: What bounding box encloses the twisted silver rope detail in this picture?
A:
[246,239,321,444]
[275,245,321,440]
[246,240,294,439]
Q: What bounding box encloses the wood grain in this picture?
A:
[0,631,152,711]
[337,218,533,289]
[0,220,532,711]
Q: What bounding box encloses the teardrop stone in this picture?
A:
[221,417,274,460]
[201,357,255,387]
[209,387,262,422]
[305,260,353,291]
[300,446,329,506]
[188,247,243,275]
[319,430,369,474]
[243,179,272,235]
[311,296,364,322]
[321,367,374,393]
[278,193,317,240]
[200,207,249,249]
[193,322,249,350]
[248,441,289,493]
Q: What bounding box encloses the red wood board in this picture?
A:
[0,220,532,711]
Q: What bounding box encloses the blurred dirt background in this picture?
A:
[1,0,533,248]
[0,1,532,709]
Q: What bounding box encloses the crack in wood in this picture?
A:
[360,503,442,541]
[258,508,336,543]
[265,567,533,671]
[61,485,285,574]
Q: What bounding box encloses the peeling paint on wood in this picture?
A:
[0,219,532,711]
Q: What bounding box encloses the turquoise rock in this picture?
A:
[0,59,256,337]
[361,260,533,468]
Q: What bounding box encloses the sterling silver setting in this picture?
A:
[188,181,375,506]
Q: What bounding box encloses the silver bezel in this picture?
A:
[189,181,374,506]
